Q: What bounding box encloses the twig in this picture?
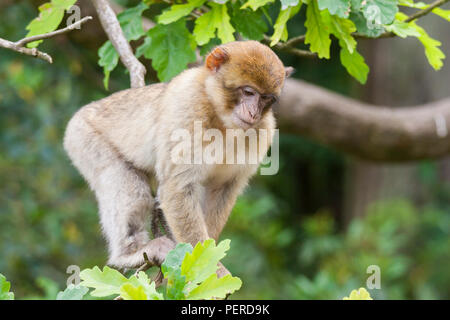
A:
[133,251,165,288]
[90,0,146,88]
[279,46,317,58]
[283,35,306,48]
[153,269,165,288]
[405,0,449,22]
[0,16,92,63]
[0,38,53,63]
[133,252,151,277]
[262,35,317,58]
[15,16,93,47]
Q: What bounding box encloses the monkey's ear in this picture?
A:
[206,47,229,72]
[285,66,295,78]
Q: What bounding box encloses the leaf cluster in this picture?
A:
[26,0,449,85]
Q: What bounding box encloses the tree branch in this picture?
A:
[0,16,92,63]
[262,35,317,58]
[0,38,53,63]
[405,0,449,22]
[90,0,146,88]
[15,16,93,47]
[277,79,450,162]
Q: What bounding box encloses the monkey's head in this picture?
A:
[204,40,293,129]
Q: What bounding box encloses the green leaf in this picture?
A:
[162,243,193,277]
[137,19,197,82]
[322,11,357,53]
[187,274,242,300]
[56,285,89,300]
[261,6,273,25]
[432,7,450,21]
[350,0,363,11]
[385,21,420,38]
[166,268,188,300]
[117,2,149,41]
[98,41,119,90]
[350,11,385,37]
[52,0,76,8]
[231,2,268,41]
[340,46,369,84]
[318,0,350,18]
[160,244,192,299]
[320,11,367,83]
[270,3,302,46]
[193,3,235,45]
[36,277,59,300]
[241,0,275,11]
[362,0,398,25]
[0,274,14,300]
[181,239,230,291]
[412,24,445,70]
[120,283,148,300]
[397,12,445,70]
[25,0,77,48]
[158,0,206,24]
[128,272,164,300]
[343,287,373,300]
[79,266,128,297]
[280,0,300,10]
[305,0,331,59]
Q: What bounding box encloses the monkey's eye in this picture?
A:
[242,87,256,97]
[261,94,276,105]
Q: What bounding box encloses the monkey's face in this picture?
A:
[205,41,293,129]
[231,85,278,129]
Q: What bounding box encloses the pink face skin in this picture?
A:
[232,86,277,129]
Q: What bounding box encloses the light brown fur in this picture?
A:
[63,41,289,271]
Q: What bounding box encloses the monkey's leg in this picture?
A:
[95,165,175,268]
[64,115,174,269]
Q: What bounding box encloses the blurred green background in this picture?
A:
[0,0,449,299]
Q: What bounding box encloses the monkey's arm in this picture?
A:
[157,168,210,245]
[203,177,248,240]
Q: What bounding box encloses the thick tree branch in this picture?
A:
[277,79,450,162]
[90,0,146,88]
[0,16,92,63]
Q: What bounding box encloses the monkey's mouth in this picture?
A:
[232,113,256,129]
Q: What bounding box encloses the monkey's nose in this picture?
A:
[248,109,257,120]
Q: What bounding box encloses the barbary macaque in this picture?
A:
[64,40,292,275]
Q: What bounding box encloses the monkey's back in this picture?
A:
[68,83,167,171]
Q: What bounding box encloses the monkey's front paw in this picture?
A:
[145,236,176,266]
[216,262,231,278]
